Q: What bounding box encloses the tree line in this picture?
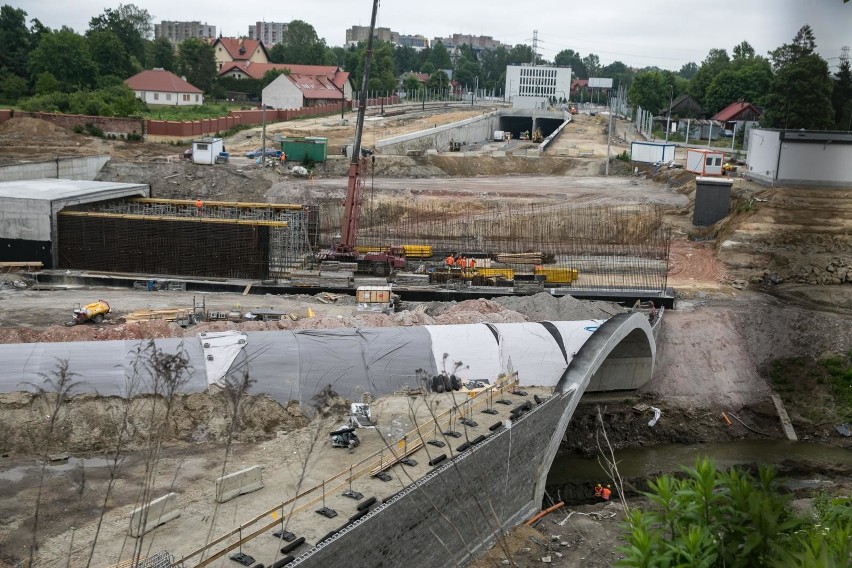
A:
[627,26,851,131]
[1,3,849,130]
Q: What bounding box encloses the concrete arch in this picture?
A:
[288,312,657,568]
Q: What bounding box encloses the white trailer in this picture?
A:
[686,148,725,176]
[630,141,676,164]
[192,138,224,165]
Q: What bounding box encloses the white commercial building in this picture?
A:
[505,65,572,109]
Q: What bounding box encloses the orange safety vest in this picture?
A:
[446,256,455,267]
[601,487,611,500]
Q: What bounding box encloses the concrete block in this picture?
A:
[216,465,264,503]
[128,492,180,537]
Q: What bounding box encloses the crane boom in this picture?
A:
[340,0,379,249]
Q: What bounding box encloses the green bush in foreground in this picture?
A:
[618,458,851,567]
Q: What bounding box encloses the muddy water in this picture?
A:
[547,440,852,485]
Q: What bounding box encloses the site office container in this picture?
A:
[281,137,328,163]
[686,148,725,176]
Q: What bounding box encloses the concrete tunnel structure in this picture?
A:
[0,313,657,567]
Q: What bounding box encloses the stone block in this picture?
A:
[128,492,180,537]
[216,465,264,503]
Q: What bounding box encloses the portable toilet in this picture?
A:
[191,137,224,165]
[686,148,725,176]
[693,177,733,226]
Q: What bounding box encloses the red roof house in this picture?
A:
[259,65,354,109]
[124,69,203,106]
[712,101,762,125]
[211,37,269,70]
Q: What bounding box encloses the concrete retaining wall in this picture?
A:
[216,466,264,503]
[0,155,110,182]
[128,493,181,537]
[377,112,500,155]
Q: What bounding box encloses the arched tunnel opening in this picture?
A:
[497,116,567,140]
[540,324,656,507]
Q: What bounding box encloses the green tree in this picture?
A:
[833,58,852,130]
[732,40,756,61]
[762,25,834,129]
[87,29,132,79]
[402,73,422,94]
[28,29,97,90]
[394,45,420,75]
[601,60,634,90]
[678,62,698,79]
[554,49,587,78]
[508,44,535,66]
[0,5,31,78]
[0,69,27,101]
[177,37,217,93]
[628,70,668,112]
[689,48,730,107]
[704,58,772,114]
[148,36,176,71]
[88,4,150,67]
[479,46,509,92]
[427,70,449,95]
[583,53,600,78]
[367,42,398,94]
[420,61,435,75]
[618,458,852,567]
[268,20,331,65]
[427,41,452,71]
[33,71,60,95]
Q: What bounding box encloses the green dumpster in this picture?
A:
[280,137,328,163]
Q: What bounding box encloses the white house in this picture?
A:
[504,64,571,109]
[258,65,353,110]
[125,69,204,106]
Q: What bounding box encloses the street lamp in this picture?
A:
[664,85,674,143]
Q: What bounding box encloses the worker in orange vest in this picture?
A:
[601,484,612,501]
[469,257,476,270]
[457,255,465,270]
[593,483,603,498]
[446,255,455,269]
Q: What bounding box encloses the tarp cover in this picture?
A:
[0,321,600,404]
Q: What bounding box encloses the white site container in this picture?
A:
[686,148,725,176]
[192,137,224,165]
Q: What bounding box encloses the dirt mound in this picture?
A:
[0,390,307,455]
[0,116,72,138]
[494,292,625,321]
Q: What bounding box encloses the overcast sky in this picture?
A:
[10,0,852,71]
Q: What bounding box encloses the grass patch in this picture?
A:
[145,103,244,121]
[769,352,852,423]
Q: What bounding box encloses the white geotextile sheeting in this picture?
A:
[424,321,604,387]
[200,331,247,387]
[424,324,501,383]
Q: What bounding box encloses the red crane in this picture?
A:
[317,0,405,277]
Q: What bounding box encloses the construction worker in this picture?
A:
[446,254,455,269]
[469,257,476,270]
[601,484,612,501]
[593,483,603,498]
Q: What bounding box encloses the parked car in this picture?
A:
[722,129,734,137]
[245,147,282,158]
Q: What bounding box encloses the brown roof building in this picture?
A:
[124,69,203,106]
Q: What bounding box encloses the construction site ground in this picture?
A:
[0,108,851,567]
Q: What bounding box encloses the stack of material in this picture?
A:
[124,308,188,323]
[394,273,430,287]
[495,252,542,264]
[319,270,353,287]
[290,270,322,287]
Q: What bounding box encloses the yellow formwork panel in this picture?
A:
[402,244,433,258]
[534,266,579,283]
[477,268,515,280]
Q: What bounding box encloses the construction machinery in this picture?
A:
[532,127,543,143]
[66,300,110,326]
[329,426,360,449]
[316,0,405,277]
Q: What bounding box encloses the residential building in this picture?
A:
[346,25,399,46]
[667,94,703,119]
[712,101,762,128]
[236,64,354,109]
[154,21,216,44]
[399,35,429,50]
[249,21,289,47]
[433,34,502,52]
[125,69,203,106]
[505,64,572,108]
[211,37,269,71]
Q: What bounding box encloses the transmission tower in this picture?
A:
[841,45,850,63]
[531,30,538,66]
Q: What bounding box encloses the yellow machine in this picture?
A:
[534,266,579,284]
[67,300,111,325]
[532,128,543,143]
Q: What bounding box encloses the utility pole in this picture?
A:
[261,104,266,164]
[606,89,613,176]
[664,84,673,143]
